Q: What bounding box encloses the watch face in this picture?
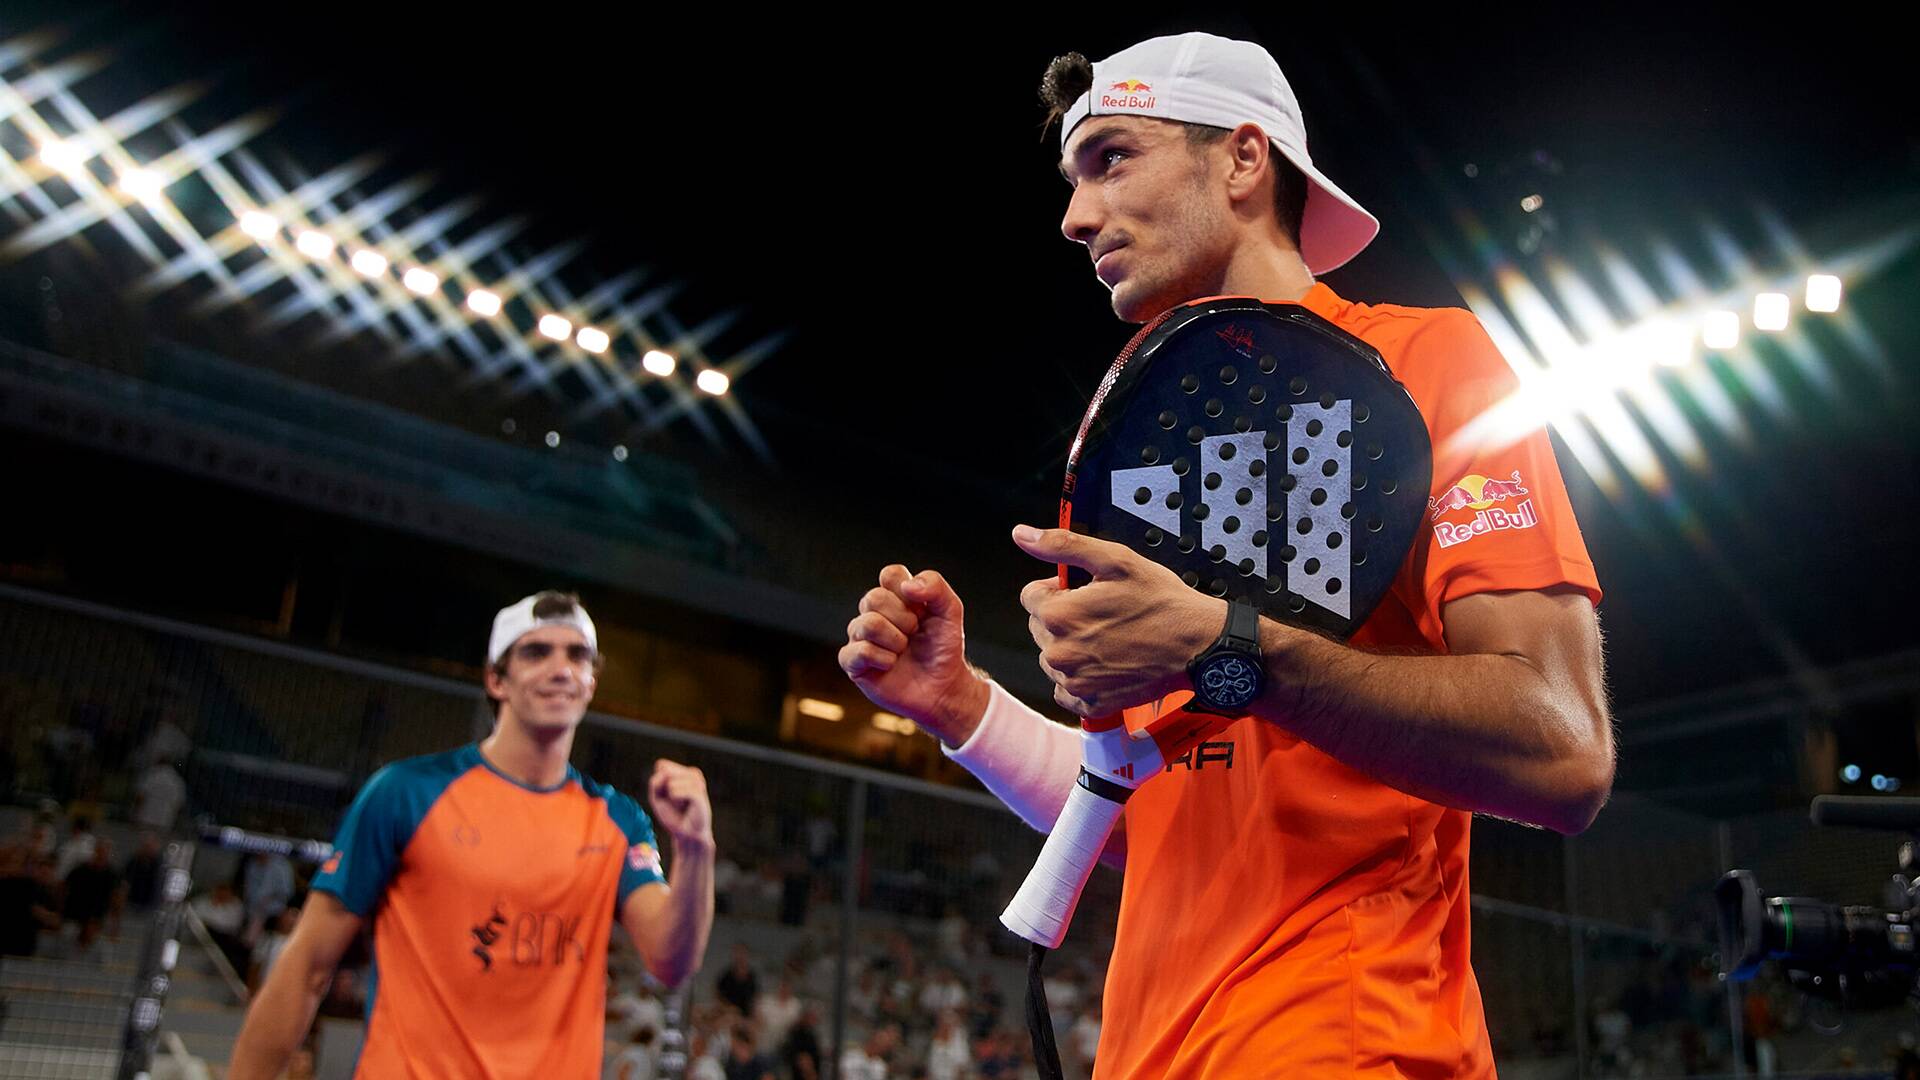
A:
[1197,654,1262,711]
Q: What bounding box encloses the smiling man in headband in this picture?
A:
[232,590,715,1078]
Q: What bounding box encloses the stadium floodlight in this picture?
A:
[642,350,675,376]
[119,167,165,201]
[611,445,629,462]
[1702,310,1741,351]
[797,698,845,721]
[1805,274,1842,313]
[538,314,572,341]
[544,431,561,448]
[1520,194,1545,214]
[401,267,439,296]
[1753,292,1789,332]
[350,249,388,277]
[295,230,335,259]
[466,288,502,316]
[696,369,729,396]
[575,326,610,354]
[239,210,280,241]
[40,138,88,174]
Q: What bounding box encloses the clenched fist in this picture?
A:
[838,565,992,747]
[647,759,713,853]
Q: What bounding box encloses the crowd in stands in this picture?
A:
[600,928,1105,1080]
[0,807,173,962]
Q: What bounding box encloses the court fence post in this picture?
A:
[828,777,868,1080]
[116,839,194,1080]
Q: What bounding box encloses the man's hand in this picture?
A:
[648,760,713,853]
[839,565,991,746]
[1013,524,1224,717]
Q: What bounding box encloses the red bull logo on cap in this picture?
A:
[1101,78,1156,111]
[1429,470,1537,549]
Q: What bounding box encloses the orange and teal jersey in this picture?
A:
[311,744,666,1078]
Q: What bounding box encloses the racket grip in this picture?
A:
[1001,773,1127,949]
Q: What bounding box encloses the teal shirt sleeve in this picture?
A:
[311,761,439,917]
[607,789,667,911]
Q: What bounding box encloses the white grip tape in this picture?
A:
[1000,778,1126,948]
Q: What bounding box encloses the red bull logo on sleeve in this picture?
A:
[627,842,662,876]
[1101,79,1156,111]
[1428,469,1537,548]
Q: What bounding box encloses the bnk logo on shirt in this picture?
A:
[1427,470,1536,549]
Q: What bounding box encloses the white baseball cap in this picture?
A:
[488,594,598,667]
[1058,32,1379,275]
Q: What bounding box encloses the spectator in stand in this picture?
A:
[53,816,97,881]
[241,851,295,946]
[716,943,759,1016]
[608,978,666,1045]
[123,833,164,910]
[133,704,192,775]
[0,840,62,957]
[927,1009,972,1080]
[917,967,967,1018]
[62,838,121,955]
[27,809,58,860]
[848,965,882,1026]
[966,971,1003,1039]
[714,855,742,917]
[133,761,187,835]
[839,1023,900,1080]
[724,1021,776,1080]
[248,905,299,994]
[1069,997,1102,1078]
[974,1029,1021,1079]
[688,1029,726,1080]
[753,971,804,1055]
[192,881,248,975]
[780,1003,824,1080]
[317,966,363,1019]
[935,905,969,969]
[610,1024,659,1080]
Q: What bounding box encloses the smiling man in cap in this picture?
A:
[842,31,1613,1077]
[232,590,715,1078]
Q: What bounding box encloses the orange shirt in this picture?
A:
[312,744,666,1078]
[1097,283,1601,1079]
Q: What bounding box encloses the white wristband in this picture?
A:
[942,681,1082,832]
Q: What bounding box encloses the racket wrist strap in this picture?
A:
[942,680,1082,832]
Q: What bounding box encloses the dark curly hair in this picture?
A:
[1039,51,1307,247]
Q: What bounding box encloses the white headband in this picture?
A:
[488,594,598,666]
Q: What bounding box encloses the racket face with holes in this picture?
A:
[1061,298,1432,640]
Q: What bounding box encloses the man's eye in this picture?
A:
[1102,149,1128,168]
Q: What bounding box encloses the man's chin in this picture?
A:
[521,710,584,736]
[1108,281,1180,325]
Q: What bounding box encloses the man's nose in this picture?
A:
[1060,182,1103,246]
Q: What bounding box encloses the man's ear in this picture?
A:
[1223,122,1273,208]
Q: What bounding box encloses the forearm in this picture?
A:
[943,681,1128,869]
[645,839,715,988]
[228,953,329,1080]
[1256,625,1610,833]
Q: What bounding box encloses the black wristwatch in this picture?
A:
[1186,599,1267,715]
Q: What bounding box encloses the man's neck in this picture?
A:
[479,715,574,788]
[1216,238,1315,303]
